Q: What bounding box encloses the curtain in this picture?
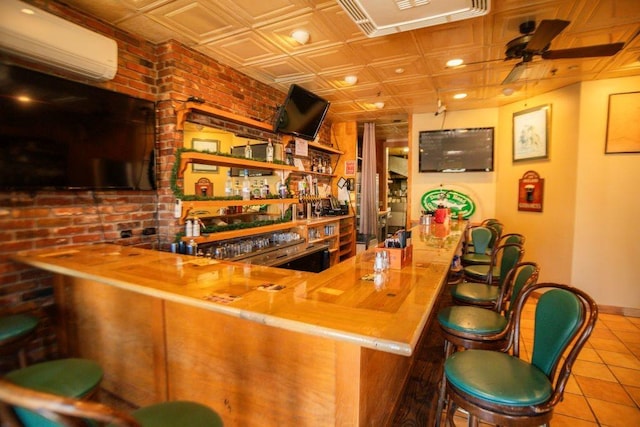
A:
[359,122,378,237]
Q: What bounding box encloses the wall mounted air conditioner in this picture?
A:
[338,0,490,37]
[0,0,117,81]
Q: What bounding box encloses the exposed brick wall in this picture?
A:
[1,0,331,369]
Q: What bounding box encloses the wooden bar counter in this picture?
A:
[12,221,465,426]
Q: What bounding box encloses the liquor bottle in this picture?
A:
[224,170,233,197]
[262,179,270,198]
[242,169,251,200]
[234,178,241,196]
[252,179,261,199]
[266,138,274,163]
[244,140,252,159]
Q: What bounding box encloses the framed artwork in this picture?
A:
[513,104,550,162]
[605,91,640,154]
[191,138,219,173]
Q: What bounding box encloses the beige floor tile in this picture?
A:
[626,342,640,360]
[549,413,599,427]
[596,349,640,370]
[573,360,617,382]
[574,375,635,406]
[577,347,603,363]
[588,336,630,353]
[591,326,619,341]
[599,315,639,331]
[610,365,640,387]
[626,385,640,407]
[588,397,640,427]
[554,392,596,422]
[613,330,640,345]
[565,374,582,394]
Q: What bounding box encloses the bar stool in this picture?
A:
[435,262,539,426]
[451,243,524,309]
[0,313,39,368]
[0,378,224,426]
[1,358,104,425]
[441,283,598,426]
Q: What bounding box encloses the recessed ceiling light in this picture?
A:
[502,87,515,96]
[374,101,385,109]
[395,67,405,74]
[20,8,35,15]
[344,75,358,85]
[290,29,310,45]
[446,58,464,68]
[453,93,467,99]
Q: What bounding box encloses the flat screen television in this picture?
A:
[273,84,330,141]
[0,63,156,191]
[418,127,494,173]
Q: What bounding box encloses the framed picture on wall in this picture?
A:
[605,91,640,154]
[191,138,219,173]
[513,104,550,162]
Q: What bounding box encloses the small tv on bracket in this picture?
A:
[273,84,330,141]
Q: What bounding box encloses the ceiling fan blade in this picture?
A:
[526,19,570,52]
[445,57,507,69]
[542,42,625,59]
[502,62,526,85]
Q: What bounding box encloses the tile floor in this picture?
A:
[446,302,640,426]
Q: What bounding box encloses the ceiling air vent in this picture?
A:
[337,0,490,37]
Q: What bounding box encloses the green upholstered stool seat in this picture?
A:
[6,358,103,398]
[0,314,38,341]
[128,401,224,427]
[450,282,500,305]
[460,253,491,266]
[445,349,552,407]
[463,264,499,281]
[438,306,508,335]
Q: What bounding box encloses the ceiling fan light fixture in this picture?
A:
[344,75,358,85]
[290,29,310,45]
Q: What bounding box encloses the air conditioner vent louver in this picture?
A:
[337,0,490,38]
[0,0,117,81]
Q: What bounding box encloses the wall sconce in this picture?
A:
[290,29,310,45]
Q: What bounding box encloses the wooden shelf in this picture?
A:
[182,221,298,244]
[306,140,343,155]
[289,170,337,178]
[181,198,298,222]
[178,152,298,178]
[176,102,273,132]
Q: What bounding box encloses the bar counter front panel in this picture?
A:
[13,221,465,426]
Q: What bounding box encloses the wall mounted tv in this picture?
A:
[273,84,330,141]
[418,127,494,173]
[0,63,156,191]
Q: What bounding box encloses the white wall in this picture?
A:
[572,76,640,310]
[410,108,499,223]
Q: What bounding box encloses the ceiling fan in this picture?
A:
[457,19,625,85]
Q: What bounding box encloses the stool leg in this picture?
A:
[435,340,455,427]
[17,348,28,368]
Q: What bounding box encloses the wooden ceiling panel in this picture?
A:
[146,1,245,44]
[201,32,286,66]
